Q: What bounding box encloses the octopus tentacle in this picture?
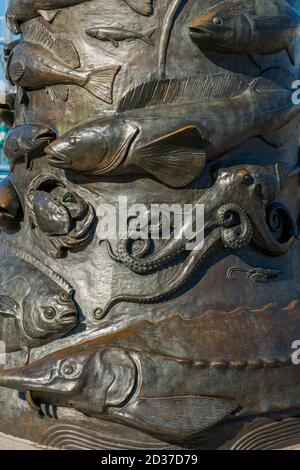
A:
[217,203,253,250]
[94,228,222,320]
[104,211,187,274]
[95,203,254,320]
[116,237,187,274]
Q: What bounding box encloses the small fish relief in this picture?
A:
[7,22,120,104]
[26,175,96,258]
[86,23,156,48]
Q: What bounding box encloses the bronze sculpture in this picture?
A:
[0,0,299,450]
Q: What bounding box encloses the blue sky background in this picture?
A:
[0,0,11,175]
[0,1,11,95]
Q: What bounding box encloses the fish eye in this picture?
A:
[213,16,223,26]
[243,174,254,185]
[69,136,77,146]
[60,360,81,378]
[43,307,57,320]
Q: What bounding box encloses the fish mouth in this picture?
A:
[189,27,212,38]
[86,29,98,38]
[33,129,56,145]
[57,310,77,326]
[46,147,72,168]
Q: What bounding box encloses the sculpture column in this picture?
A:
[0,0,299,450]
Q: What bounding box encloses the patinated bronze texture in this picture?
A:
[0,0,299,450]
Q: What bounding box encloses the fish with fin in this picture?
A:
[190,0,300,67]
[0,240,78,356]
[0,176,21,231]
[0,305,299,440]
[4,124,56,170]
[0,347,238,439]
[46,73,300,188]
[86,24,156,48]
[7,23,120,104]
[6,0,153,34]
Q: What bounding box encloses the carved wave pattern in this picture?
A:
[231,418,300,450]
[41,423,174,450]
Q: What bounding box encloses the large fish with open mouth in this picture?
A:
[6,0,154,34]
[4,124,56,170]
[0,306,299,440]
[189,0,300,66]
[46,73,300,188]
[0,241,78,355]
[7,23,120,104]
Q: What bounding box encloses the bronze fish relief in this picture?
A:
[189,0,300,66]
[4,123,56,170]
[0,305,299,440]
[6,0,154,34]
[46,74,300,188]
[0,241,78,355]
[7,23,120,104]
[86,24,156,48]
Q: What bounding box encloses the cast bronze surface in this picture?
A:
[0,176,21,230]
[26,175,96,258]
[189,0,300,66]
[46,74,300,187]
[0,240,78,354]
[4,124,56,170]
[1,304,300,441]
[0,0,300,450]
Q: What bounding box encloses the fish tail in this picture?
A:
[84,66,121,104]
[141,28,156,46]
[124,0,153,16]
